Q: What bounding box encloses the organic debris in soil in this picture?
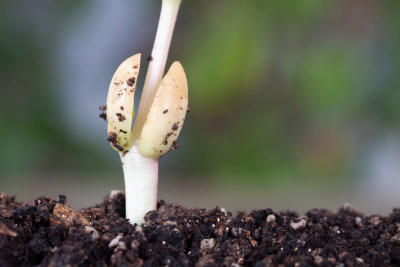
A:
[0,192,400,266]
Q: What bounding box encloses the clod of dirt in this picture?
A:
[0,221,17,237]
[0,192,400,266]
[50,203,89,227]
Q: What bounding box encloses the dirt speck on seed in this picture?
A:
[107,132,124,151]
[171,141,179,150]
[99,112,107,121]
[127,77,136,87]
[116,113,126,122]
[107,131,118,143]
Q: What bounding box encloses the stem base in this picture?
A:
[121,144,158,224]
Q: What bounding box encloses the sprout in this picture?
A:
[102,0,186,225]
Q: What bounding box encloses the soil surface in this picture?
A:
[0,192,399,266]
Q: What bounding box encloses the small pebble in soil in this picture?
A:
[392,233,400,242]
[200,238,216,253]
[84,226,100,241]
[290,218,307,230]
[109,233,125,249]
[266,214,276,222]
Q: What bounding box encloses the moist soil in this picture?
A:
[0,192,399,266]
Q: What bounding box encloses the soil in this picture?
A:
[0,192,399,266]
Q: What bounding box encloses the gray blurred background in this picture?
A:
[1,0,399,215]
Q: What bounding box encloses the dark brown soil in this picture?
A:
[0,192,399,266]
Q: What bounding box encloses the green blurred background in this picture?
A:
[1,0,399,214]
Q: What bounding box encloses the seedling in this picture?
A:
[100,0,187,225]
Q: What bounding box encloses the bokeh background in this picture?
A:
[1,0,399,214]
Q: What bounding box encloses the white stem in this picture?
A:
[120,144,158,224]
[132,0,182,141]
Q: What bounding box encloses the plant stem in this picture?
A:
[132,0,182,141]
[121,144,158,224]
